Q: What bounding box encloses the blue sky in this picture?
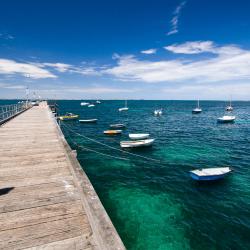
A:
[0,0,250,100]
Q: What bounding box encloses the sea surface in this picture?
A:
[2,100,250,249]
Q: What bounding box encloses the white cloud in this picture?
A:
[141,48,157,54]
[40,62,102,76]
[71,66,102,76]
[165,41,215,54]
[0,59,57,79]
[0,83,26,89]
[164,41,243,55]
[42,63,72,72]
[167,1,186,36]
[103,43,250,83]
[67,86,134,94]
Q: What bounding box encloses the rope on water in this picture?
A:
[70,140,131,162]
[61,122,163,164]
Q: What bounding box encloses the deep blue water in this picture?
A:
[2,100,250,249]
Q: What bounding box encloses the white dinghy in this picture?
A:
[80,102,89,106]
[129,133,150,140]
[88,104,95,108]
[120,139,155,148]
[217,115,236,123]
[190,167,232,181]
[79,119,98,123]
[110,123,126,129]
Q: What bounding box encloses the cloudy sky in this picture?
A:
[0,0,250,100]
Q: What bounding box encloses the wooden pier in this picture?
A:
[0,102,125,250]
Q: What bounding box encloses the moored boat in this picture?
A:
[88,104,95,107]
[96,100,101,104]
[120,138,155,148]
[129,133,150,140]
[154,109,162,116]
[79,119,98,123]
[119,100,129,111]
[103,130,122,135]
[80,102,89,106]
[190,167,232,181]
[110,123,126,129]
[217,115,236,123]
[192,100,202,114]
[59,113,79,121]
[226,96,233,111]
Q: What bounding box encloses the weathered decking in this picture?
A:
[0,102,125,250]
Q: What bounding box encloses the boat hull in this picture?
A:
[110,124,126,129]
[104,130,122,135]
[192,109,202,114]
[217,118,235,123]
[59,115,79,121]
[190,172,228,181]
[119,108,129,112]
[154,110,162,116]
[79,119,97,123]
[120,139,155,148]
[129,134,150,140]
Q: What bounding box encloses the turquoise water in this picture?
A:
[3,100,250,249]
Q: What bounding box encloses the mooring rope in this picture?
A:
[61,122,163,164]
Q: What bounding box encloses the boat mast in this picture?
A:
[197,99,200,108]
[125,100,127,108]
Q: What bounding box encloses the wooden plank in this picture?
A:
[0,216,91,250]
[24,236,95,250]
[0,180,79,213]
[0,201,86,231]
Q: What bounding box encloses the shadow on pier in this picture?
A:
[0,187,15,196]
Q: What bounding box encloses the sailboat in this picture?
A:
[226,96,233,111]
[118,100,129,112]
[192,100,202,114]
[154,109,163,116]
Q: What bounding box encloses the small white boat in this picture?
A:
[120,139,155,148]
[154,109,162,116]
[192,100,202,114]
[190,167,232,181]
[129,133,150,140]
[96,100,101,104]
[119,100,129,112]
[110,124,126,129]
[80,102,89,106]
[88,104,95,107]
[217,115,236,123]
[79,119,98,123]
[104,130,122,135]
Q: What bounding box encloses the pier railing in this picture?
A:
[0,102,31,125]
